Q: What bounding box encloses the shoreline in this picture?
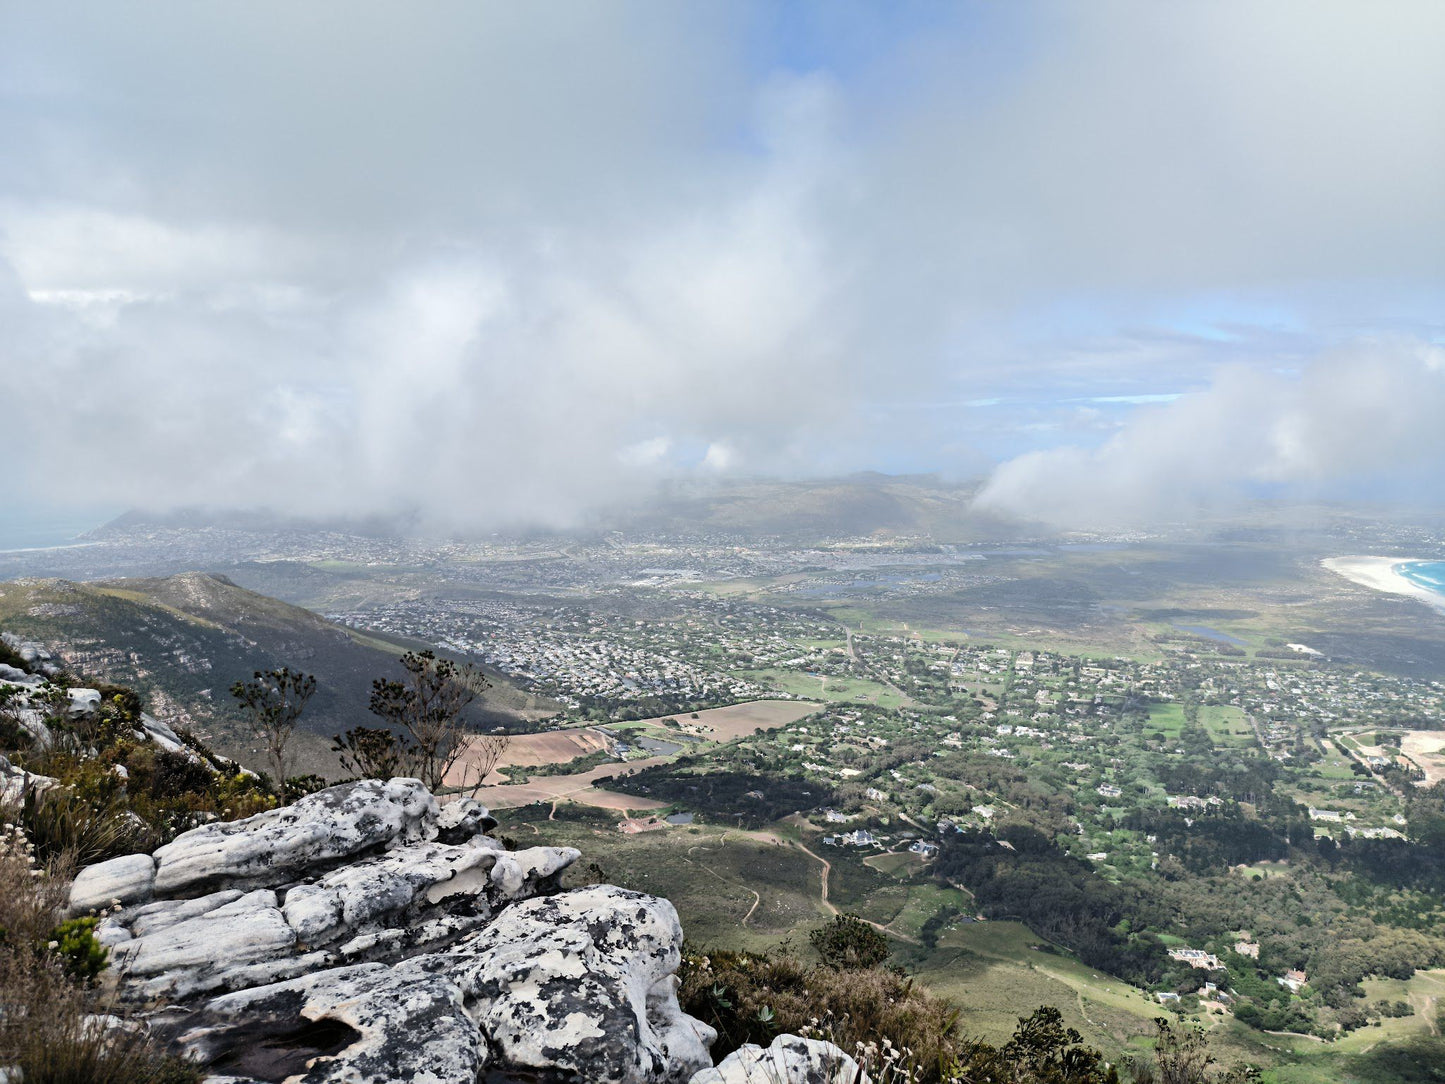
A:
[1322,555,1445,611]
[0,540,99,555]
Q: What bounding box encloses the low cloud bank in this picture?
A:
[975,339,1445,528]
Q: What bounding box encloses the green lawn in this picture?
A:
[916,920,1166,1052]
[1199,705,1252,745]
[1147,702,1188,736]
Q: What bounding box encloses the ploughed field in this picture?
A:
[448,700,821,812]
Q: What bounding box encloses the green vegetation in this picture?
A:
[0,575,550,775]
[13,521,1445,1079]
[367,649,493,790]
[0,819,201,1084]
[230,667,316,789]
[810,912,892,969]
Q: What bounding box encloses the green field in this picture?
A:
[1147,702,1188,736]
[916,920,1165,1051]
[1200,705,1252,744]
[735,668,909,709]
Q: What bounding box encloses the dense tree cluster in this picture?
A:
[606,762,837,830]
[933,825,1170,986]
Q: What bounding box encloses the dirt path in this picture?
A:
[791,839,919,944]
[679,835,766,928]
[794,841,836,914]
[741,890,762,927]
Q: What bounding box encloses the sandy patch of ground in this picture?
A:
[640,699,820,742]
[619,816,670,834]
[447,727,611,788]
[495,728,611,768]
[465,756,670,811]
[1402,730,1445,785]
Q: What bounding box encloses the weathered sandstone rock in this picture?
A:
[151,777,438,896]
[65,776,715,1083]
[0,751,56,803]
[68,851,156,914]
[688,1034,872,1084]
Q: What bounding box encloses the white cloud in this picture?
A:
[975,339,1445,527]
[701,443,737,472]
[0,2,1441,527]
[619,438,673,468]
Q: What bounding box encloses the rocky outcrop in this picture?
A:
[1,632,63,677]
[0,750,56,803]
[690,1035,871,1084]
[0,662,42,687]
[70,776,722,1083]
[149,777,439,897]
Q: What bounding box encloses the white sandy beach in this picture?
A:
[1322,556,1445,611]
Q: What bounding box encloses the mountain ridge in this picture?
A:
[0,573,556,773]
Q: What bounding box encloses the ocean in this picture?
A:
[0,507,113,552]
[1396,561,1445,602]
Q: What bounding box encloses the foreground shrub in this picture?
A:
[0,950,201,1084]
[49,916,108,982]
[13,784,151,867]
[811,912,893,970]
[0,819,200,1084]
[683,945,1153,1083]
[680,947,963,1079]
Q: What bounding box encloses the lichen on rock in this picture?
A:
[67,777,721,1083]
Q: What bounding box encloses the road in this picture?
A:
[793,840,836,914]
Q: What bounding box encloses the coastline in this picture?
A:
[1322,555,1445,611]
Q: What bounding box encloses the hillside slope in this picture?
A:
[0,573,557,772]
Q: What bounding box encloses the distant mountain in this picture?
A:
[89,507,421,539]
[0,573,557,773]
[84,474,1032,545]
[610,474,1026,539]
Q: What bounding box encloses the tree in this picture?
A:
[810,912,891,970]
[453,731,510,794]
[230,668,316,792]
[993,1006,1118,1084]
[1127,1018,1257,1084]
[368,650,490,791]
[332,725,412,781]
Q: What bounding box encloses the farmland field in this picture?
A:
[490,727,612,768]
[457,756,671,810]
[643,698,822,741]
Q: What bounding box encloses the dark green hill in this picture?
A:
[0,573,557,773]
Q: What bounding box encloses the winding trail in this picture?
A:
[740,889,762,927]
[793,841,836,915]
[678,835,765,928]
[791,839,919,944]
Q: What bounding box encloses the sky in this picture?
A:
[2,1,1443,532]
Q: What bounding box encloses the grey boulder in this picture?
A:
[67,852,156,915]
[689,1035,872,1084]
[151,777,438,896]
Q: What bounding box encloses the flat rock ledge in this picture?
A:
[67,777,850,1083]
